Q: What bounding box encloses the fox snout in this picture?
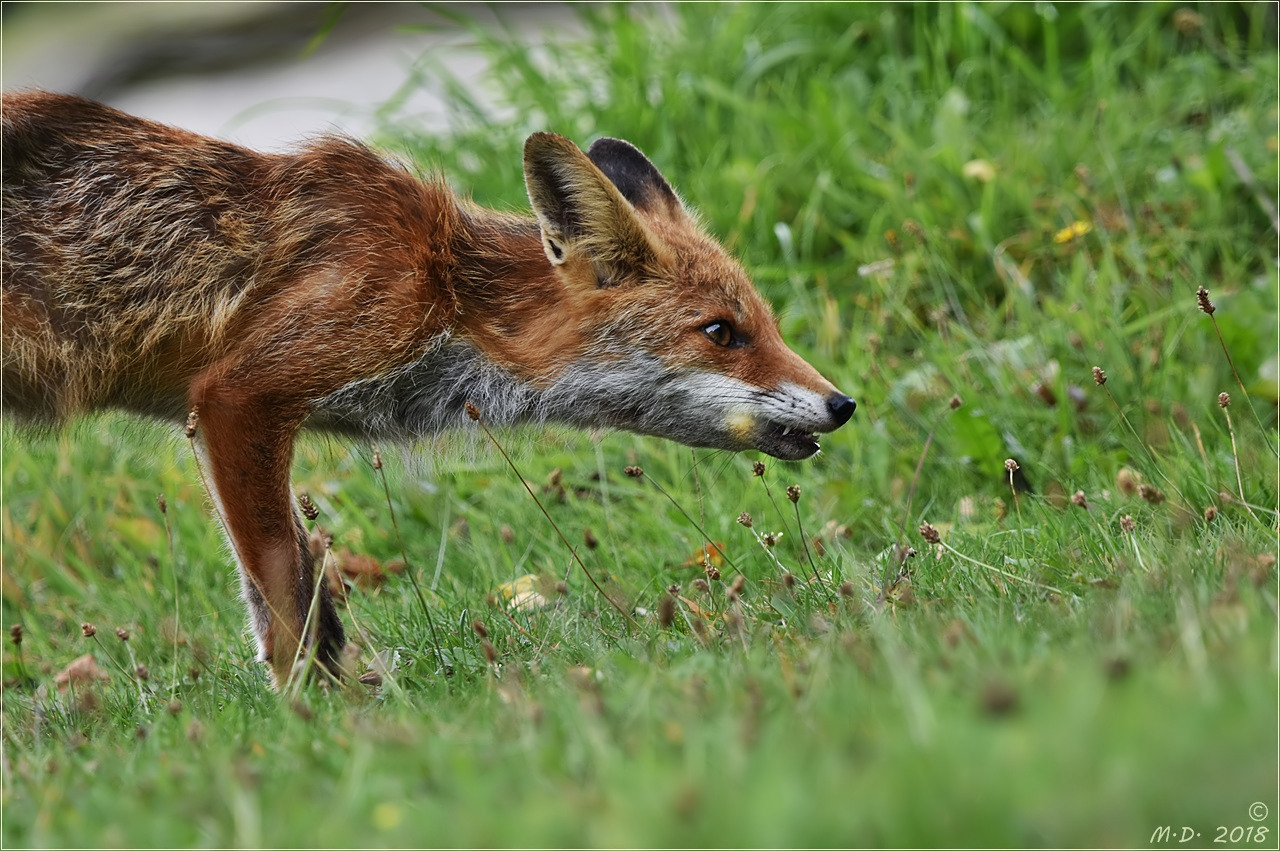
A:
[709,378,856,461]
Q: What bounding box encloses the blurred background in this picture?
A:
[2,2,579,150]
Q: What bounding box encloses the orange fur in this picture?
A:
[3,91,854,685]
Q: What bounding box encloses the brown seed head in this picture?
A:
[624,465,644,479]
[1071,490,1089,509]
[167,699,183,716]
[752,460,766,477]
[81,623,97,638]
[9,624,22,646]
[1034,382,1057,407]
[657,593,677,628]
[1120,514,1137,533]
[786,485,801,504]
[949,394,963,410]
[372,450,383,470]
[555,581,569,596]
[471,619,489,639]
[156,494,167,514]
[1203,505,1218,522]
[1138,483,1166,505]
[298,493,319,522]
[1174,8,1204,34]
[918,522,941,544]
[500,524,515,544]
[1104,655,1131,681]
[1196,286,1215,315]
[115,627,130,642]
[761,532,782,547]
[583,528,598,550]
[838,581,855,598]
[464,401,481,421]
[723,608,743,636]
[904,546,919,559]
[980,679,1020,717]
[737,511,753,528]
[782,572,796,590]
[1004,458,1020,474]
[705,563,721,582]
[727,575,746,601]
[667,584,680,597]
[1116,467,1141,496]
[1092,366,1106,386]
[481,639,498,665]
[693,578,710,594]
[134,664,150,681]
[184,409,199,439]
[1218,392,1230,408]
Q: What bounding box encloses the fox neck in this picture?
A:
[311,209,622,439]
[445,211,590,385]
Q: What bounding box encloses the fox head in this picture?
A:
[514,132,854,460]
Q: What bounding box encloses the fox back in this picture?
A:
[2,91,854,685]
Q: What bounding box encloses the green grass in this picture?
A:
[3,3,1277,847]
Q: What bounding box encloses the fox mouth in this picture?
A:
[755,421,821,460]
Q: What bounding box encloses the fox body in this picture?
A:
[2,91,854,684]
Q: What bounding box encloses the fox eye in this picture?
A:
[703,321,736,347]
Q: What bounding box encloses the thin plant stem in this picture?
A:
[1007,462,1027,555]
[158,495,181,692]
[1209,313,1278,457]
[467,408,636,626]
[285,533,335,698]
[937,540,1065,596]
[637,470,743,576]
[757,475,831,600]
[792,501,835,603]
[372,452,448,670]
[1222,407,1262,523]
[88,633,153,703]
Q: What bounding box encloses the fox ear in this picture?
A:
[523,132,661,281]
[587,138,685,220]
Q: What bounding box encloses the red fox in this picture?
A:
[2,91,855,685]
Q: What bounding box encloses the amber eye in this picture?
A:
[703,321,735,347]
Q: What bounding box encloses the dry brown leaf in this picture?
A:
[54,653,109,692]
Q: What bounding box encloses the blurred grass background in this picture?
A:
[3,3,1277,846]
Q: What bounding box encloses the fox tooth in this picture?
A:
[781,425,791,436]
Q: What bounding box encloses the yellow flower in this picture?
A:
[1053,220,1092,244]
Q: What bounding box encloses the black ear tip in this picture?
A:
[587,137,643,158]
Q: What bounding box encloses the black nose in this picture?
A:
[826,392,856,427]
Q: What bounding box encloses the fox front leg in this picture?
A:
[189,387,345,686]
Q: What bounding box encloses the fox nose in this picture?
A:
[826,392,856,427]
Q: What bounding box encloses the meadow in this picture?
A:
[3,3,1277,847]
